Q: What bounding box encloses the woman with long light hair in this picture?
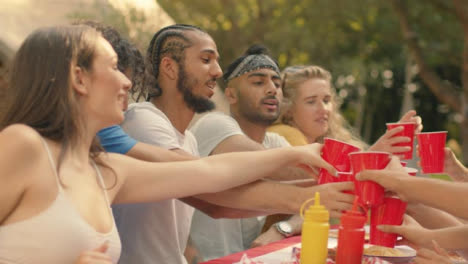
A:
[252,64,422,247]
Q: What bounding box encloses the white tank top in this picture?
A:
[0,138,121,263]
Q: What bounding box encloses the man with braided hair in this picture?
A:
[116,25,352,263]
[73,20,190,163]
[116,24,224,264]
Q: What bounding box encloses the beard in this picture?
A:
[237,93,280,126]
[177,64,215,113]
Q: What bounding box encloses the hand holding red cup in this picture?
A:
[318,138,360,184]
[386,122,416,160]
[349,151,391,207]
[370,196,407,248]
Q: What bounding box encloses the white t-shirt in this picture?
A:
[189,112,290,261]
[113,102,198,264]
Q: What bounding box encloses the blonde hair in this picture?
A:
[279,65,367,148]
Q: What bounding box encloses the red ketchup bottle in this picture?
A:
[335,198,367,264]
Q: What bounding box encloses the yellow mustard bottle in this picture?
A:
[300,192,329,264]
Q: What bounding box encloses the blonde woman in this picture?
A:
[270,65,422,150]
[252,65,422,247]
[0,26,335,264]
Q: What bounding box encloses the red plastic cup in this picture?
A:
[337,171,355,195]
[400,161,407,167]
[386,122,416,160]
[318,138,361,184]
[370,197,407,247]
[416,131,447,174]
[405,167,418,176]
[348,151,391,206]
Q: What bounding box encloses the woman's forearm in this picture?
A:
[114,146,328,204]
[399,177,468,220]
[200,147,303,192]
[406,203,464,229]
[431,226,468,250]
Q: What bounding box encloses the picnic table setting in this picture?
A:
[202,124,468,264]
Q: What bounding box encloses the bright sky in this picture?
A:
[108,0,157,13]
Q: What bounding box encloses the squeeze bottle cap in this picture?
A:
[340,197,366,227]
[300,192,329,222]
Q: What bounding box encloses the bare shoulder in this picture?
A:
[0,124,45,158]
[0,125,47,223]
[0,124,46,189]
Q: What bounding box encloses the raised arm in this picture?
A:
[194,180,354,217]
[378,214,468,251]
[212,134,316,180]
[406,203,464,229]
[357,157,468,219]
[179,197,268,219]
[111,144,336,204]
[368,110,423,155]
[126,142,196,162]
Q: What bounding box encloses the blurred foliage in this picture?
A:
[66,0,154,51]
[158,0,464,149]
[67,0,466,159]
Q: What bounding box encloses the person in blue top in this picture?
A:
[79,21,191,161]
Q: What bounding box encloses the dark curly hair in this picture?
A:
[73,20,145,99]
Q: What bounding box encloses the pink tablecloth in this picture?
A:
[200,236,302,264]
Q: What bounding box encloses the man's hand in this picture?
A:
[309,182,355,218]
[294,143,336,178]
[251,214,303,248]
[250,225,286,248]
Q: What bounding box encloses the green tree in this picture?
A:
[66,0,154,50]
[159,0,465,162]
[389,0,468,163]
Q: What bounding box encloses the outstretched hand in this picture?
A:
[295,143,336,178]
[443,147,468,182]
[377,214,432,249]
[369,126,411,156]
[309,182,355,218]
[413,240,452,264]
[356,156,409,200]
[369,110,422,156]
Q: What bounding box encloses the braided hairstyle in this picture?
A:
[222,44,279,92]
[143,24,207,100]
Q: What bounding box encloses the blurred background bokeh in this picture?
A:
[1,0,467,164]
